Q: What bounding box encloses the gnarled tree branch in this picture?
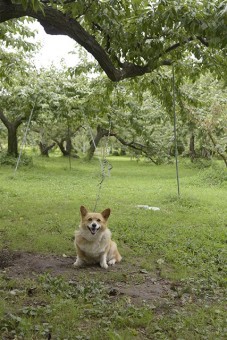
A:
[0,110,10,129]
[0,0,210,81]
[112,133,158,165]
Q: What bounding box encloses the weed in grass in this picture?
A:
[0,305,54,339]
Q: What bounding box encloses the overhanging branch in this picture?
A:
[0,0,210,81]
[113,133,158,164]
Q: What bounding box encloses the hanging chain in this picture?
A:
[85,84,118,211]
[84,114,113,211]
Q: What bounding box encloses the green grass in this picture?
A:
[0,156,226,339]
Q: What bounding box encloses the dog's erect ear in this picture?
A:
[80,206,88,217]
[101,208,111,220]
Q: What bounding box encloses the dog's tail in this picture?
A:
[116,252,122,262]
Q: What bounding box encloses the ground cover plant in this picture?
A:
[0,156,226,339]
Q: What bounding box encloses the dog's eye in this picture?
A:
[88,218,92,222]
[97,218,101,222]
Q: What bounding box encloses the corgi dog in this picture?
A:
[73,206,122,269]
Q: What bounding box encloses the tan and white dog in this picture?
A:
[73,206,122,269]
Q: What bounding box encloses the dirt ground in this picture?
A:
[0,249,175,306]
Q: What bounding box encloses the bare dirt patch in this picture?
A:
[0,249,76,278]
[0,249,174,306]
[114,278,172,306]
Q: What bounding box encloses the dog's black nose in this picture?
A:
[92,223,97,228]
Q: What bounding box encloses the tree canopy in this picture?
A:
[0,1,226,163]
[0,0,226,81]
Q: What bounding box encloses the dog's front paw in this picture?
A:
[73,258,84,267]
[100,262,108,269]
[108,259,116,266]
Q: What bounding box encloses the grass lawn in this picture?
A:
[0,156,226,339]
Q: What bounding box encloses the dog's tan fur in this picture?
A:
[73,206,122,269]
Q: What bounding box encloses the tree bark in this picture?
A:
[208,132,227,167]
[65,136,72,156]
[38,141,55,157]
[0,110,25,157]
[189,133,196,162]
[7,124,18,157]
[54,138,70,156]
[55,139,71,157]
[86,125,110,161]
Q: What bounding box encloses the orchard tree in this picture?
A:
[0,0,226,83]
[112,94,175,163]
[0,17,39,156]
[1,1,226,161]
[0,17,37,82]
[78,77,174,163]
[183,74,227,165]
[0,66,40,157]
[31,66,92,157]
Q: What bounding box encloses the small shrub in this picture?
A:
[194,164,227,186]
[112,150,120,156]
[0,152,33,167]
[0,153,16,166]
[186,158,212,169]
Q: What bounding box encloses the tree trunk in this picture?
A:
[54,138,70,156]
[0,110,24,157]
[7,124,19,157]
[65,137,72,156]
[39,142,55,157]
[86,125,109,161]
[189,133,196,162]
[208,132,227,167]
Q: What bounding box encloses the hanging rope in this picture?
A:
[172,65,180,197]
[94,116,113,211]
[84,84,120,210]
[85,114,113,211]
[14,98,37,175]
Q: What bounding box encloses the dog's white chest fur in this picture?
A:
[77,228,111,258]
[74,206,121,269]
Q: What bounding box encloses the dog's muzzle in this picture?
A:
[88,222,100,235]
